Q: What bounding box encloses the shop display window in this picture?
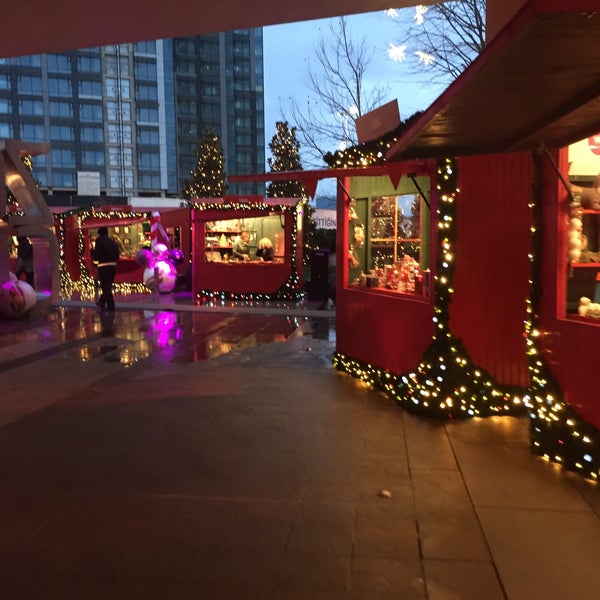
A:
[204,215,284,263]
[346,175,430,295]
[567,136,600,318]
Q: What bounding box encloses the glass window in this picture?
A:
[50,125,74,141]
[176,60,196,75]
[108,169,134,189]
[234,97,251,111]
[346,176,431,296]
[565,138,600,316]
[137,128,159,145]
[178,99,197,116]
[81,126,104,143]
[234,116,251,129]
[201,83,219,96]
[49,100,73,118]
[47,77,72,97]
[77,55,101,72]
[51,148,76,167]
[201,40,219,56]
[17,55,41,67]
[106,101,131,121]
[135,84,158,101]
[47,54,72,73]
[18,76,43,94]
[20,123,45,141]
[107,123,132,144]
[175,39,195,54]
[78,80,102,98]
[0,122,12,137]
[79,102,103,122]
[138,151,160,169]
[108,147,133,167]
[136,106,159,122]
[134,59,157,80]
[233,60,250,74]
[105,55,129,77]
[82,149,105,167]
[233,41,250,55]
[134,40,156,54]
[52,171,76,187]
[139,173,161,189]
[105,78,129,99]
[19,99,44,116]
[0,74,10,90]
[234,80,251,92]
[0,98,11,114]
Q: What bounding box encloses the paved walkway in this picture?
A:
[1,298,600,599]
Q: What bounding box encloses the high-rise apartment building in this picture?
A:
[0,29,264,202]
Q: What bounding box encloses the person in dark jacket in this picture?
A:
[92,226,120,311]
[15,236,34,286]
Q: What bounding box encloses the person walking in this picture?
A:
[15,236,34,286]
[92,226,120,311]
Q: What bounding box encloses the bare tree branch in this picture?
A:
[282,17,390,167]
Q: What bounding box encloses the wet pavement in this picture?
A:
[1,298,600,598]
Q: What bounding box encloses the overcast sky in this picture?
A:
[261,8,446,196]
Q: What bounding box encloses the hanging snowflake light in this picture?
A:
[414,5,428,25]
[388,43,407,62]
[415,50,435,65]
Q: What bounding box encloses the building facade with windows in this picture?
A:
[0,29,264,201]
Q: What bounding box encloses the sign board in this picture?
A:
[77,171,101,196]
[355,100,401,144]
[313,209,336,230]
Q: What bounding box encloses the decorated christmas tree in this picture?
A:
[267,121,316,258]
[183,129,228,200]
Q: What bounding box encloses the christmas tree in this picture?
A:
[267,122,316,259]
[183,128,228,200]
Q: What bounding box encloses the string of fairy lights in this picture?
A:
[190,199,303,302]
[56,207,151,299]
[524,150,600,481]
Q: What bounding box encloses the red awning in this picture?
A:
[387,0,600,161]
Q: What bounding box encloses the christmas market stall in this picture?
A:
[231,0,600,482]
[190,196,303,301]
[54,205,191,296]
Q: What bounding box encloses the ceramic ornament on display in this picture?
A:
[143,260,177,293]
[0,279,37,318]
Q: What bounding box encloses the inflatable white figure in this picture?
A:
[0,279,37,318]
[143,260,177,293]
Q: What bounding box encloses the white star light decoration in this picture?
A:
[415,50,435,65]
[387,43,407,62]
[414,5,428,25]
[384,8,399,18]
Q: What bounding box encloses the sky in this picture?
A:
[262,8,448,196]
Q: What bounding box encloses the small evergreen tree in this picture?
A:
[267,122,316,261]
[183,128,228,200]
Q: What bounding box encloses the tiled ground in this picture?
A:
[0,301,599,599]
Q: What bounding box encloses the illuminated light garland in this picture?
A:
[333,157,526,419]
[191,200,304,302]
[56,207,153,299]
[525,150,600,481]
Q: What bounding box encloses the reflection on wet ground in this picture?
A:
[0,303,335,372]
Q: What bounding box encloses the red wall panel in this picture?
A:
[449,154,532,387]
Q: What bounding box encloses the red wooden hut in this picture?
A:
[53,205,191,295]
[232,0,600,481]
[190,196,303,301]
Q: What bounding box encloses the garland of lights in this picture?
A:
[333,157,526,418]
[191,200,304,302]
[57,207,152,300]
[525,149,600,481]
